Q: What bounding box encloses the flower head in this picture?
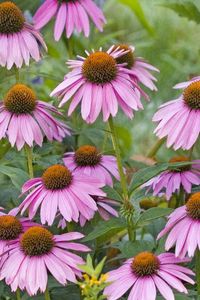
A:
[63,145,119,186]
[0,209,37,260]
[50,47,148,123]
[0,227,89,295]
[143,156,200,200]
[58,195,119,228]
[153,77,200,150]
[0,84,70,150]
[158,192,200,258]
[0,1,47,69]
[111,44,159,91]
[80,195,119,226]
[104,251,194,300]
[18,164,105,225]
[33,0,106,41]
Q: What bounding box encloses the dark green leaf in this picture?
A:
[102,186,122,202]
[0,166,28,190]
[83,218,126,242]
[114,240,155,258]
[137,207,173,226]
[129,161,195,193]
[129,163,169,193]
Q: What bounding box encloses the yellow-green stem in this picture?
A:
[147,138,165,158]
[25,145,34,178]
[15,68,20,83]
[189,145,194,160]
[108,117,128,201]
[44,288,51,300]
[16,288,21,300]
[108,117,135,241]
[196,250,200,296]
[175,187,184,208]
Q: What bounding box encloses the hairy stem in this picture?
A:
[25,145,34,178]
[44,288,51,300]
[15,68,20,83]
[175,187,184,208]
[108,116,128,201]
[16,288,21,300]
[108,117,135,241]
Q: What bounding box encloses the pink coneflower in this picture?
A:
[143,156,200,200]
[111,44,159,91]
[158,192,200,258]
[104,251,194,300]
[33,0,106,41]
[153,77,200,150]
[0,1,47,70]
[0,84,70,150]
[63,145,119,186]
[18,164,105,226]
[80,195,119,226]
[0,226,89,295]
[59,195,119,228]
[0,212,37,260]
[50,47,148,123]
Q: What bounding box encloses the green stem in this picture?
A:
[147,138,165,158]
[44,288,51,300]
[25,145,34,178]
[108,117,135,241]
[102,126,109,153]
[188,145,194,160]
[16,288,21,300]
[108,116,128,201]
[15,68,20,83]
[127,221,135,241]
[196,250,200,296]
[175,187,184,208]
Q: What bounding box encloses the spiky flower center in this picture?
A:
[186,193,200,220]
[169,156,190,172]
[0,215,22,240]
[0,2,25,34]
[20,227,54,256]
[114,44,134,69]
[42,164,73,190]
[132,252,160,276]
[82,52,117,84]
[183,81,200,109]
[74,145,101,167]
[4,84,36,114]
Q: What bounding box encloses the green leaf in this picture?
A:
[115,240,155,258]
[94,257,107,277]
[0,166,28,190]
[129,163,169,193]
[129,161,195,194]
[83,218,126,242]
[159,1,200,24]
[137,207,173,226]
[102,186,122,202]
[118,0,154,34]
